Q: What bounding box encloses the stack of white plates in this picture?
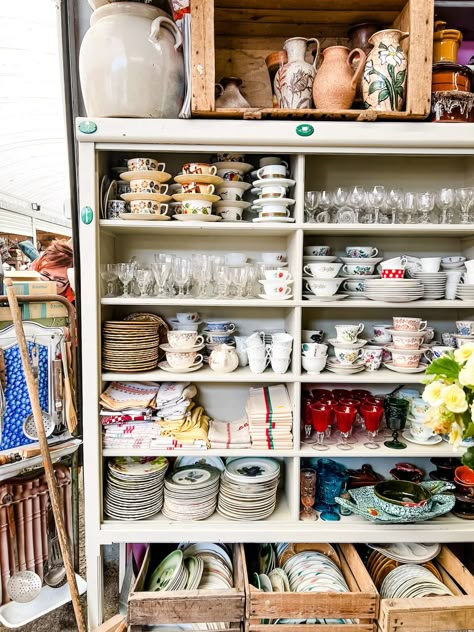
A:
[182,542,234,588]
[326,359,365,375]
[364,279,424,302]
[217,457,280,521]
[105,456,168,521]
[412,272,447,299]
[456,283,474,301]
[368,543,441,564]
[380,564,452,598]
[163,465,221,520]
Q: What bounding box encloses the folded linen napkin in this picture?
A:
[100,381,160,411]
[208,417,251,449]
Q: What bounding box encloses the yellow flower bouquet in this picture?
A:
[423,344,474,468]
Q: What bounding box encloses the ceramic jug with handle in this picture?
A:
[79,2,184,118]
[362,29,409,112]
[208,344,239,374]
[215,77,250,108]
[274,37,320,109]
[313,46,366,110]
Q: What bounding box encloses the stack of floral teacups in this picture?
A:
[172,162,223,221]
[119,157,172,220]
[339,245,382,298]
[209,153,253,222]
[250,158,295,223]
[169,311,202,331]
[403,397,438,445]
[301,342,328,374]
[159,330,204,372]
[202,319,237,358]
[384,317,428,372]
[327,324,367,374]
[451,320,474,348]
[303,261,343,300]
[258,254,293,300]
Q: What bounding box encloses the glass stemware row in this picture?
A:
[100,255,264,299]
[305,187,474,224]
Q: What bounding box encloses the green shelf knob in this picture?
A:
[296,124,314,137]
[81,206,93,225]
[79,120,97,134]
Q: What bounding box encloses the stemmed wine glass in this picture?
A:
[173,257,192,297]
[404,191,417,224]
[436,188,455,224]
[231,266,249,299]
[367,186,386,224]
[135,267,154,297]
[316,190,332,223]
[215,264,230,298]
[100,264,118,298]
[387,188,404,224]
[360,403,384,449]
[333,187,351,223]
[310,402,331,451]
[335,405,357,450]
[384,396,409,449]
[416,191,435,224]
[300,468,318,521]
[348,186,366,223]
[116,263,135,298]
[457,187,474,224]
[304,191,320,223]
[151,256,173,297]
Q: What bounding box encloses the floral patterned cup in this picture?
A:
[181,200,212,215]
[181,183,215,195]
[182,163,217,176]
[303,262,342,278]
[304,246,330,256]
[393,317,427,332]
[361,347,383,371]
[167,331,204,349]
[306,278,343,296]
[373,324,392,343]
[345,246,378,258]
[391,348,423,368]
[128,157,165,172]
[130,200,168,215]
[342,263,375,275]
[390,330,426,350]
[166,351,203,368]
[333,347,363,365]
[335,323,364,343]
[130,179,169,194]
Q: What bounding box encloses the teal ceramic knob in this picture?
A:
[81,206,93,225]
[78,120,97,134]
[296,124,314,137]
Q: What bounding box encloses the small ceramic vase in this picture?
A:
[433,21,463,63]
[266,50,288,107]
[362,29,409,112]
[274,37,320,109]
[215,77,250,108]
[208,344,239,373]
[313,46,366,110]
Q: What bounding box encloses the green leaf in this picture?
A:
[368,81,385,95]
[464,422,474,438]
[387,63,396,84]
[362,100,371,109]
[425,355,460,380]
[395,69,406,87]
[377,89,390,104]
[395,85,404,99]
[462,446,474,470]
[379,42,388,50]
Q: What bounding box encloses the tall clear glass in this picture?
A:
[116,263,135,298]
[100,263,118,297]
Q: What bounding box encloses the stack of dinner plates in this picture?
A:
[363,279,424,303]
[412,272,447,299]
[380,564,452,598]
[456,283,474,301]
[102,320,160,371]
[162,465,220,520]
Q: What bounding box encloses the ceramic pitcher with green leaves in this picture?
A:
[362,29,409,111]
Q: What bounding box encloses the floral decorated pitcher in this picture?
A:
[274,37,320,109]
[362,29,409,111]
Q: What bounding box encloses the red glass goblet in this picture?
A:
[333,389,351,401]
[334,405,357,450]
[310,389,333,401]
[310,403,332,451]
[360,404,384,449]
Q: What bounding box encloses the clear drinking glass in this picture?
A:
[457,188,474,224]
[230,266,249,299]
[192,254,212,298]
[316,190,332,223]
[151,257,173,297]
[116,263,135,298]
[245,264,259,297]
[387,188,404,224]
[348,186,366,223]
[304,191,320,223]
[416,191,435,224]
[367,186,386,224]
[100,263,118,297]
[436,188,455,224]
[135,268,154,297]
[215,264,231,298]
[404,191,417,224]
[173,257,192,297]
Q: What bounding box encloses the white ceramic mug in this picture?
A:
[167,331,204,349]
[303,262,342,278]
[445,270,464,299]
[420,257,441,273]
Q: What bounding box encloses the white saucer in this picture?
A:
[173,214,222,222]
[303,294,348,301]
[402,430,442,446]
[172,193,221,203]
[121,192,172,203]
[339,257,384,265]
[327,338,368,349]
[258,279,293,285]
[257,261,288,267]
[158,361,204,373]
[303,256,337,263]
[253,198,295,207]
[174,174,223,186]
[212,161,254,173]
[214,200,251,209]
[383,362,426,374]
[340,274,381,280]
[258,294,293,301]
[120,170,172,183]
[253,217,295,223]
[215,181,251,192]
[118,213,170,221]
[253,177,296,188]
[160,343,205,353]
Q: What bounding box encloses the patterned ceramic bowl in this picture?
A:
[374,481,432,518]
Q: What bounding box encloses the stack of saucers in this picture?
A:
[456,283,474,301]
[146,550,189,591]
[104,456,168,521]
[283,551,349,594]
[217,457,280,521]
[181,542,234,588]
[162,465,221,520]
[380,564,452,598]
[364,279,424,303]
[102,320,161,372]
[412,272,447,299]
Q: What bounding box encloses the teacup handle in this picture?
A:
[283,287,292,296]
[342,281,350,291]
[190,354,203,367]
[227,324,236,333]
[159,203,168,214]
[161,184,169,194]
[280,160,289,169]
[424,349,433,362]
[305,282,315,293]
[276,187,287,198]
[155,162,166,172]
[303,265,314,277]
[419,321,427,331]
[195,335,204,346]
[208,184,215,194]
[256,167,265,179]
[342,265,350,275]
[371,247,379,257]
[357,323,365,335]
[209,165,217,175]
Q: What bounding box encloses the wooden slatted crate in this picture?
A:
[128,544,246,632]
[377,546,474,632]
[242,544,379,632]
[191,0,434,121]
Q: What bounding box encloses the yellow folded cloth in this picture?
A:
[159,404,210,446]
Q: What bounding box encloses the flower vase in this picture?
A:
[274,37,319,109]
[362,29,409,112]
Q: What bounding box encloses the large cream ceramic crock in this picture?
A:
[79,2,184,118]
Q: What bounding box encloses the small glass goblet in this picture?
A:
[348,186,366,223]
[135,268,154,297]
[304,191,320,223]
[416,191,435,224]
[116,263,135,298]
[436,188,455,224]
[457,187,474,224]
[300,468,318,521]
[310,403,331,451]
[384,396,409,449]
[367,185,386,224]
[100,263,118,298]
[387,188,404,224]
[360,403,384,449]
[335,405,357,450]
[404,192,417,224]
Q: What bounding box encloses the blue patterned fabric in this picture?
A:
[1,342,49,449]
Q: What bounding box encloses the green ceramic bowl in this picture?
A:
[374,481,432,518]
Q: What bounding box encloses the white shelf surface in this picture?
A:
[302,299,474,309]
[299,438,462,459]
[100,219,299,236]
[101,297,297,308]
[303,223,474,236]
[301,368,425,383]
[101,366,297,382]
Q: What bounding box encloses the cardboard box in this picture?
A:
[21,301,68,319]
[12,281,58,296]
[5,271,41,282]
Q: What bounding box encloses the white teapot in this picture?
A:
[208,344,239,374]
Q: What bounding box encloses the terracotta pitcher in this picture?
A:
[362,29,409,112]
[274,37,320,109]
[313,46,366,110]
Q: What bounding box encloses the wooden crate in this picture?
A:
[242,544,379,632]
[377,546,474,632]
[128,544,246,632]
[191,0,434,121]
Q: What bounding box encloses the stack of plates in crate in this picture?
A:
[182,542,234,588]
[162,465,221,520]
[146,550,190,591]
[217,457,280,521]
[104,456,168,520]
[412,272,447,299]
[283,551,350,593]
[380,565,452,598]
[363,279,424,303]
[102,321,160,371]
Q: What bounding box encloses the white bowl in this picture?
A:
[302,356,327,374]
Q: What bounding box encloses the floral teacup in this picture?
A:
[335,323,364,343]
[303,262,342,278]
[182,163,217,176]
[393,317,427,332]
[342,263,375,276]
[181,200,212,215]
[333,347,363,365]
[361,347,383,371]
[166,350,203,369]
[304,246,330,256]
[345,246,378,258]
[130,179,169,194]
[167,330,204,349]
[128,157,165,172]
[130,200,168,215]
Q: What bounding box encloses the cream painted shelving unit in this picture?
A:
[78,119,474,630]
